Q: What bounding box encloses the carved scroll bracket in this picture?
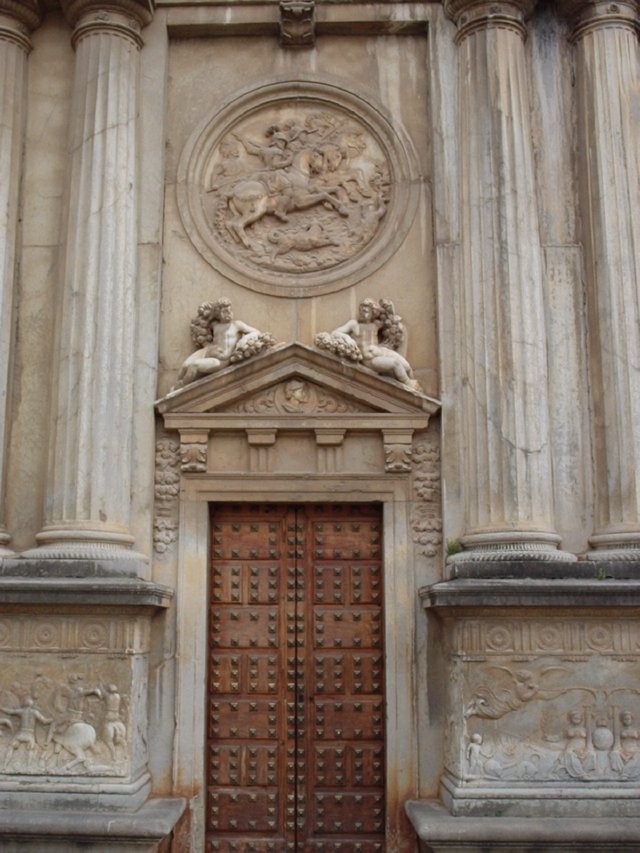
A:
[179,429,210,474]
[383,429,414,473]
[279,0,315,48]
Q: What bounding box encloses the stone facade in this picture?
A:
[0,0,639,850]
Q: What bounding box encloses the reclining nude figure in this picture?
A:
[315,298,421,391]
[174,298,275,389]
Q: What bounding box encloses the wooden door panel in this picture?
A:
[207,504,385,851]
[312,563,383,605]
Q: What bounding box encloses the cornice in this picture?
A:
[60,0,153,28]
[559,0,639,39]
[444,0,535,39]
[0,0,44,31]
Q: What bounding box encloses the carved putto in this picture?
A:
[174,298,275,389]
[314,298,421,390]
[206,110,390,274]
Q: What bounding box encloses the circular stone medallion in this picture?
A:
[177,79,419,297]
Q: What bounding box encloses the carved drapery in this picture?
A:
[0,1,43,555]
[34,1,152,560]
[563,0,640,559]
[445,0,570,560]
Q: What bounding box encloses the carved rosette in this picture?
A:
[177,80,419,297]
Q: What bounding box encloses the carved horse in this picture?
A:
[222,148,349,249]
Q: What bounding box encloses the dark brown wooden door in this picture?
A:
[206,503,385,853]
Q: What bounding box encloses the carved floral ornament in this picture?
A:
[177,80,419,297]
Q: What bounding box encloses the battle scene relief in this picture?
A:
[0,660,131,777]
[205,107,389,274]
[177,83,419,295]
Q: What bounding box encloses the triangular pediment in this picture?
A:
[156,342,440,417]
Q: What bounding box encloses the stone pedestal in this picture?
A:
[0,573,184,850]
[445,0,570,562]
[30,0,152,565]
[406,569,640,850]
[562,0,640,561]
[0,1,42,555]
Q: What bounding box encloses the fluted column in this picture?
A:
[0,1,42,556]
[446,0,572,560]
[33,0,152,560]
[563,0,640,559]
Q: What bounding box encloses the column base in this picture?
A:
[589,531,640,561]
[0,527,13,558]
[449,530,576,563]
[17,527,149,574]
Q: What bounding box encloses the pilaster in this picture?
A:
[0,1,43,556]
[445,0,572,562]
[562,0,640,560]
[30,0,152,566]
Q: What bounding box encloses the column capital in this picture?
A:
[444,0,536,39]
[559,0,639,39]
[61,0,153,45]
[0,1,44,51]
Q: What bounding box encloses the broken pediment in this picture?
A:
[156,343,440,476]
[156,342,439,418]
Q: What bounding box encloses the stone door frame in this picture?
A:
[173,473,416,849]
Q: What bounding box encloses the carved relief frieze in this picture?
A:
[445,616,640,790]
[178,81,419,297]
[411,433,442,558]
[223,378,362,415]
[453,618,640,657]
[0,614,143,654]
[153,437,180,554]
[0,661,130,777]
[458,658,640,784]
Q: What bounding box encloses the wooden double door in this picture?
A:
[206,503,386,852]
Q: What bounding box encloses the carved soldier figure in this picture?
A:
[174,298,275,389]
[103,684,127,762]
[0,697,52,771]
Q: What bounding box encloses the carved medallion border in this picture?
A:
[0,614,146,654]
[177,76,420,297]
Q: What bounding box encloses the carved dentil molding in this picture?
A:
[559,0,639,38]
[444,0,536,39]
